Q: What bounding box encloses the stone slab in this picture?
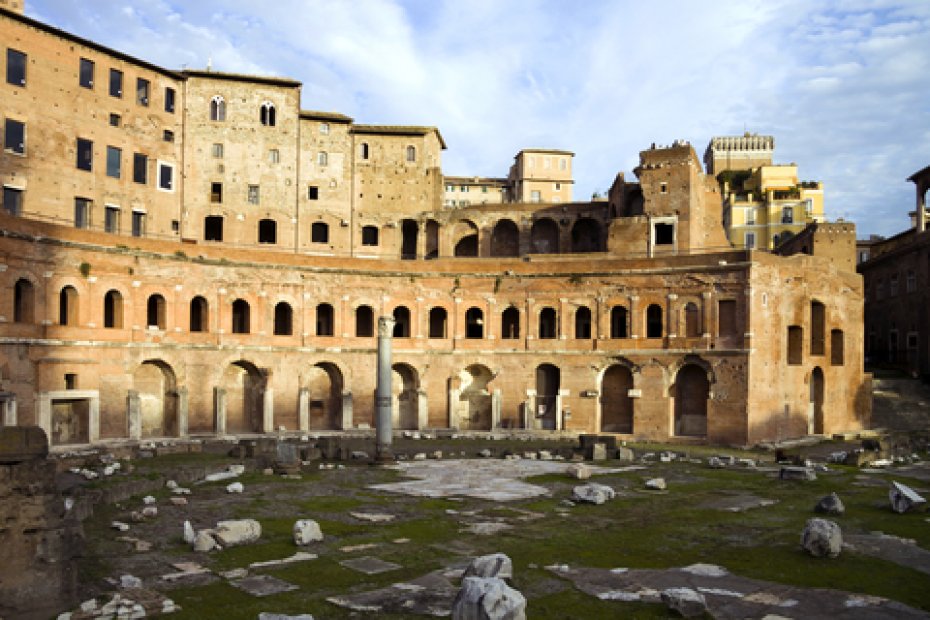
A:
[339,556,402,575]
[0,426,48,463]
[698,495,778,512]
[326,569,457,616]
[230,575,298,597]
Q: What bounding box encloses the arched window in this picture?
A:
[406,145,416,162]
[393,306,410,338]
[258,219,277,244]
[429,307,447,338]
[311,222,329,243]
[316,303,334,336]
[231,299,250,334]
[210,95,226,121]
[539,307,557,339]
[610,306,628,339]
[190,296,208,332]
[355,305,374,337]
[575,306,592,339]
[274,302,293,336]
[466,307,484,339]
[501,306,520,339]
[104,289,123,328]
[59,286,78,326]
[147,294,166,329]
[360,142,369,160]
[811,300,825,355]
[13,278,34,323]
[646,304,663,338]
[260,101,276,126]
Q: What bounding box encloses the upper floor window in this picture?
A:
[163,129,174,142]
[260,101,276,126]
[247,184,260,205]
[406,145,416,162]
[782,206,794,224]
[76,138,93,171]
[131,210,146,237]
[360,143,369,160]
[559,158,567,170]
[164,87,176,113]
[6,49,26,87]
[79,58,94,88]
[361,225,379,246]
[3,187,23,216]
[109,68,123,97]
[269,148,280,164]
[133,153,148,184]
[74,197,91,229]
[210,182,222,203]
[308,186,319,200]
[318,151,328,166]
[320,122,330,135]
[158,162,175,191]
[745,232,756,249]
[907,270,917,293]
[136,78,150,106]
[210,96,226,121]
[258,219,277,244]
[106,146,121,178]
[4,118,25,155]
[311,222,329,243]
[211,143,224,158]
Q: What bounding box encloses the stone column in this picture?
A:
[555,391,564,431]
[491,388,502,430]
[559,297,568,340]
[375,317,395,460]
[36,393,51,439]
[177,387,189,438]
[629,295,640,339]
[298,388,309,432]
[1,396,17,426]
[214,387,227,436]
[417,388,428,430]
[88,396,100,443]
[262,388,274,433]
[127,390,141,440]
[701,291,713,337]
[341,391,353,430]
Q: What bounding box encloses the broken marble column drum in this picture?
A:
[376,317,395,461]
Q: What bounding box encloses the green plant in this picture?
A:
[79,262,91,277]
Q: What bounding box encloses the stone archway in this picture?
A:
[220,361,263,434]
[132,360,178,438]
[392,363,420,430]
[673,363,708,437]
[308,362,343,430]
[459,364,492,431]
[601,365,634,433]
[536,363,560,430]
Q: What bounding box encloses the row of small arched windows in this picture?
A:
[209,96,276,127]
[11,279,699,340]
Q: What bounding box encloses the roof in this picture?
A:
[182,70,301,88]
[300,110,354,123]
[907,164,930,183]
[443,176,508,186]
[350,125,447,149]
[516,148,574,157]
[1,7,182,80]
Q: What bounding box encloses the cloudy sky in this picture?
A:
[26,0,930,237]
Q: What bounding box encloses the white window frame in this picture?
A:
[157,161,175,192]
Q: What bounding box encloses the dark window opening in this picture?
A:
[210,182,222,203]
[360,143,369,160]
[131,211,145,237]
[204,216,223,241]
[104,206,119,233]
[575,306,592,339]
[109,113,121,127]
[76,138,93,171]
[308,186,319,200]
[401,219,418,259]
[190,296,208,332]
[501,307,520,339]
[109,68,123,97]
[831,329,844,366]
[429,307,447,338]
[654,223,674,245]
[646,304,663,338]
[79,58,95,88]
[316,303,334,336]
[810,300,825,356]
[146,294,166,329]
[104,290,123,328]
[106,146,121,178]
[274,302,293,336]
[136,78,150,106]
[539,307,558,339]
[258,219,277,244]
[165,87,176,113]
[311,222,329,243]
[355,305,374,337]
[787,326,803,365]
[4,118,25,155]
[7,49,26,86]
[74,197,91,229]
[163,129,174,142]
[610,306,628,338]
[260,102,276,126]
[684,302,700,337]
[231,299,250,334]
[65,373,77,390]
[210,96,226,121]
[3,187,22,216]
[133,153,148,184]
[392,306,411,338]
[466,307,484,339]
[362,225,379,246]
[13,278,34,323]
[158,163,173,190]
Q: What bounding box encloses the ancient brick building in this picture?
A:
[0,5,870,447]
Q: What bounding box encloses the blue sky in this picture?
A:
[26,0,930,237]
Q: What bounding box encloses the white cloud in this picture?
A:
[24,0,930,236]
